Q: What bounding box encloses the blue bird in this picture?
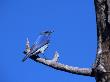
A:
[22,30,53,62]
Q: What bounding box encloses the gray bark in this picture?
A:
[93,0,110,82]
[23,0,110,82]
[30,53,93,76]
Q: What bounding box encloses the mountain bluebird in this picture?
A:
[22,30,53,62]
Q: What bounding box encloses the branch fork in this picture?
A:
[23,38,94,77]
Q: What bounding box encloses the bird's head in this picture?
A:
[40,30,54,35]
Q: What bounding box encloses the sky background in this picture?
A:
[0,0,97,82]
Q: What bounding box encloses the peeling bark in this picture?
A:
[93,0,110,82]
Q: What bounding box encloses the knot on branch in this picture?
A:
[52,51,59,62]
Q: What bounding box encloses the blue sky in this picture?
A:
[0,0,96,82]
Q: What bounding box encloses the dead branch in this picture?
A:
[23,36,95,77]
[29,51,94,77]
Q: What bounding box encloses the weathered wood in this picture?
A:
[94,0,110,82]
[24,34,94,77]
[30,54,93,76]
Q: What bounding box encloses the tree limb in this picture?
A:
[23,37,94,77]
[29,51,94,77]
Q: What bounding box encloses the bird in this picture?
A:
[22,30,53,62]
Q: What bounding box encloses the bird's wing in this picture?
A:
[37,43,49,53]
[29,33,51,54]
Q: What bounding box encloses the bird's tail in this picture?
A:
[22,55,29,62]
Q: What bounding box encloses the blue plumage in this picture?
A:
[22,30,53,62]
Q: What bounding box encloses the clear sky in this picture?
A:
[0,0,97,82]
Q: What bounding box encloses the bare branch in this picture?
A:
[23,35,95,77]
[29,52,94,77]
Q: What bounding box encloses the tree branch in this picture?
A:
[29,51,94,77]
[23,37,94,77]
